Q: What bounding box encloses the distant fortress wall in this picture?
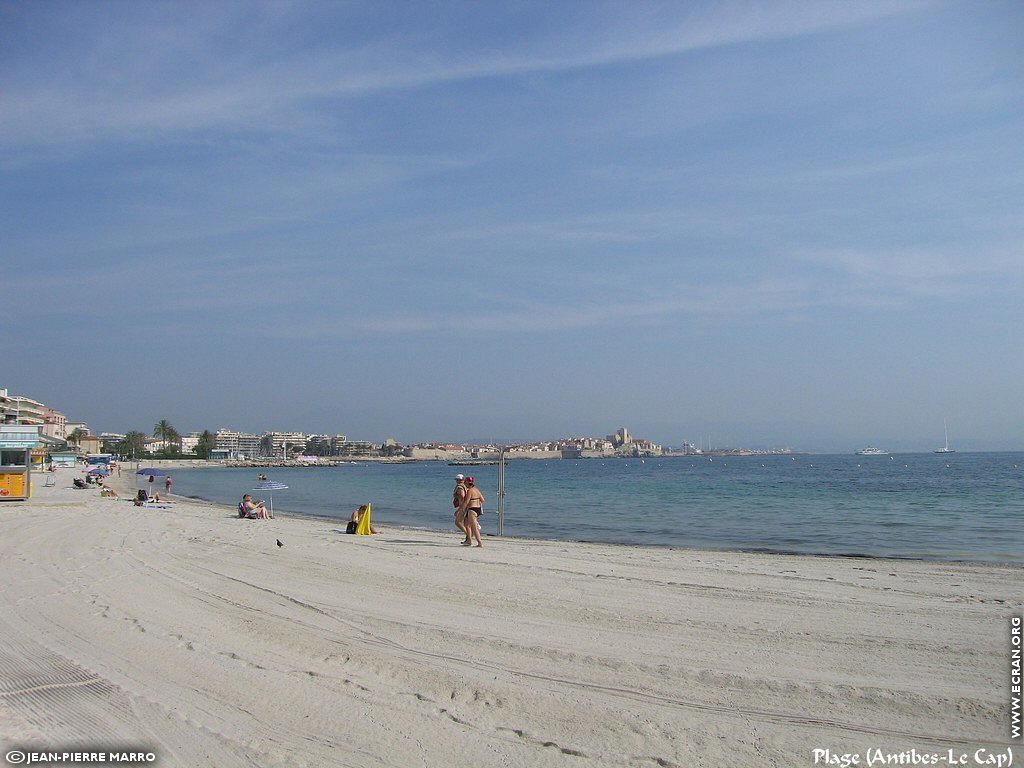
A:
[404,448,471,460]
[503,449,562,460]
[561,448,614,459]
[404,447,600,461]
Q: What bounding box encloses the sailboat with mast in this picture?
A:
[934,419,955,454]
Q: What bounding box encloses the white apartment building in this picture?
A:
[215,429,263,458]
[99,433,125,452]
[261,432,307,458]
[145,437,181,453]
[0,389,46,426]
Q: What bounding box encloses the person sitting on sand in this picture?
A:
[346,504,379,534]
[99,482,118,498]
[240,494,272,520]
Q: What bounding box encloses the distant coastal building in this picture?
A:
[608,427,630,447]
[98,433,126,453]
[1,389,87,455]
[180,433,200,454]
[78,434,101,454]
[215,429,263,459]
[0,390,45,426]
[212,428,361,459]
[261,431,307,459]
[335,440,375,457]
[41,407,67,440]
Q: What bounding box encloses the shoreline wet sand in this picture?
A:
[0,468,1018,767]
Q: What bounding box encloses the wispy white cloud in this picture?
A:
[0,1,926,157]
[240,250,1006,341]
[798,244,1024,297]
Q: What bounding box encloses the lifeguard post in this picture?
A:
[0,425,40,501]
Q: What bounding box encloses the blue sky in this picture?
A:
[3,1,1022,451]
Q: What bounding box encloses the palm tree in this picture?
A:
[153,420,180,453]
[119,431,147,462]
[66,427,87,447]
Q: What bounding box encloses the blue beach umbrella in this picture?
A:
[135,467,170,493]
[252,480,288,516]
[87,468,109,477]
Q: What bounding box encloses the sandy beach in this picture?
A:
[0,468,1018,767]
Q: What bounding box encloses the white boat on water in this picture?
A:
[855,446,889,456]
[934,419,955,454]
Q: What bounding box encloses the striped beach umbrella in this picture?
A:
[252,480,288,516]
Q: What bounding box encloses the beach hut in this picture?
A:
[0,425,40,501]
[49,452,78,469]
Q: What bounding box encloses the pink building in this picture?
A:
[42,407,67,440]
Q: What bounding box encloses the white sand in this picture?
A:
[0,469,1018,767]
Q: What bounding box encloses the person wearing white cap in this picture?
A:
[452,473,470,543]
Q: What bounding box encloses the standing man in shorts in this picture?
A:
[452,473,469,544]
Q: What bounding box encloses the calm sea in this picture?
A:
[164,453,1024,564]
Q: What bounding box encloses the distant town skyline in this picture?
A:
[2,382,1015,454]
[4,2,1023,453]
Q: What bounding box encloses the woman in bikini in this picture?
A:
[458,477,485,547]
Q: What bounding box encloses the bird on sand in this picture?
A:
[276,539,283,548]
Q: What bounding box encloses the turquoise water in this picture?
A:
[165,453,1024,563]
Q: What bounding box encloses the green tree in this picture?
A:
[153,420,180,453]
[305,436,330,456]
[117,431,147,460]
[66,427,87,446]
[194,430,216,460]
